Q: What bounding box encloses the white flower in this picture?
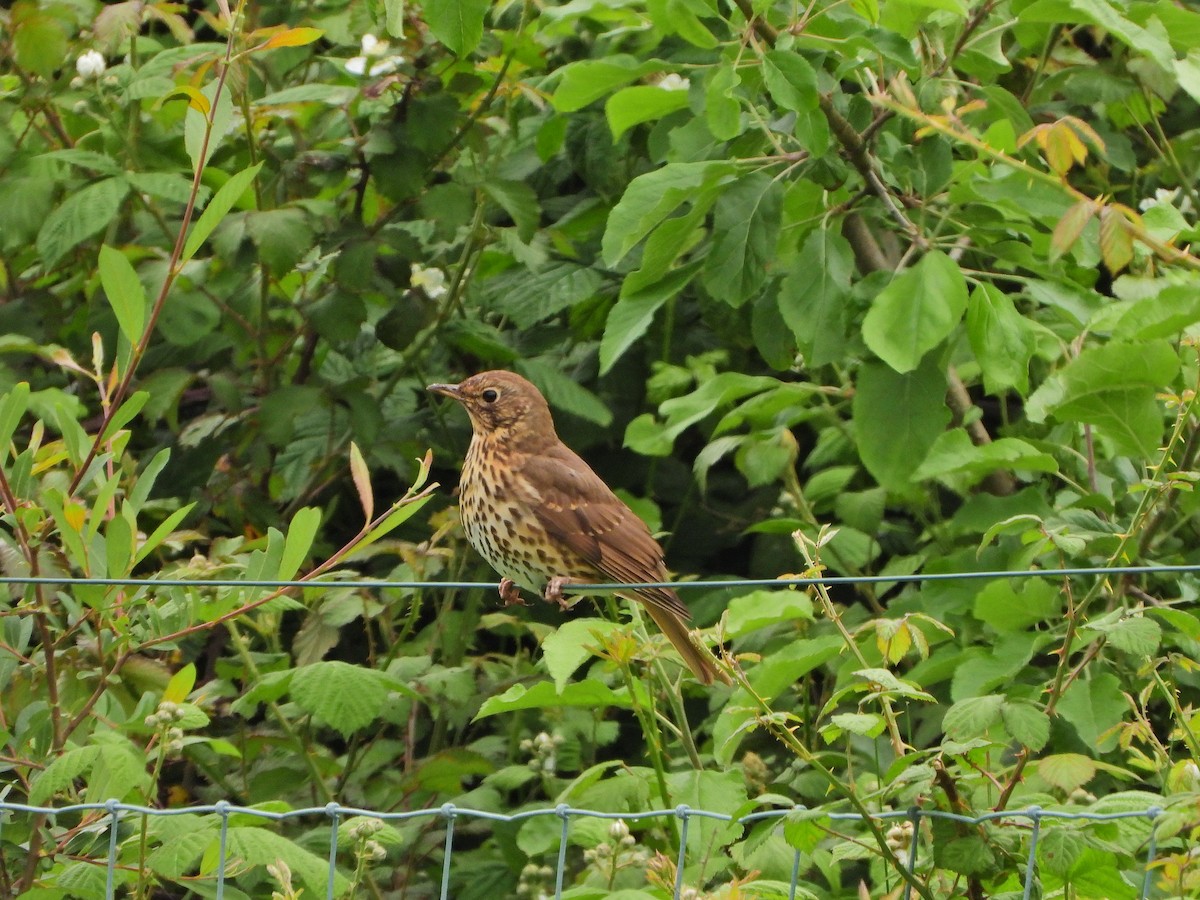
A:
[410,263,448,300]
[76,50,106,80]
[656,73,689,92]
[346,33,404,76]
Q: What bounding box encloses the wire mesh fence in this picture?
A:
[0,798,1172,899]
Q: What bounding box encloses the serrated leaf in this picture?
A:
[1000,700,1050,751]
[942,694,1004,740]
[541,618,624,691]
[725,590,813,636]
[1099,205,1134,273]
[290,661,391,736]
[1050,199,1097,261]
[784,808,830,853]
[37,178,130,268]
[1038,753,1097,793]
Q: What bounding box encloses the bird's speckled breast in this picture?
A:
[459,434,593,596]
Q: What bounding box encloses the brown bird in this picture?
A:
[428,371,726,685]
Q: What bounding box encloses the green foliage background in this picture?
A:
[3,0,1200,895]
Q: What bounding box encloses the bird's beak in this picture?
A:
[427,382,462,399]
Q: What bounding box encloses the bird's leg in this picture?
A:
[543,576,585,611]
[498,578,529,607]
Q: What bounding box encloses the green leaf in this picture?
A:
[516,359,613,426]
[14,14,68,78]
[1000,700,1050,751]
[1037,752,1097,793]
[966,283,1034,394]
[487,262,604,329]
[761,51,819,111]
[784,807,831,853]
[1058,672,1125,751]
[37,178,130,268]
[423,0,490,55]
[30,745,99,804]
[163,663,197,704]
[1024,340,1177,420]
[1108,283,1200,340]
[704,63,742,140]
[541,618,623,691]
[912,430,1058,484]
[606,86,691,141]
[1089,614,1162,656]
[942,694,1004,740]
[290,661,395,736]
[862,250,968,373]
[98,245,147,347]
[725,590,813,636]
[551,57,667,112]
[184,80,235,175]
[133,503,196,566]
[219,827,349,896]
[602,161,735,266]
[702,172,782,307]
[599,262,702,374]
[475,680,631,718]
[973,578,1060,632]
[183,162,264,262]
[853,357,950,491]
[778,230,853,367]
[279,506,321,581]
[0,383,30,464]
[483,180,540,243]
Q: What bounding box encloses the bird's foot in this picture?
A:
[543,577,577,611]
[499,578,529,607]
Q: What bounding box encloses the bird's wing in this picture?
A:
[518,447,691,621]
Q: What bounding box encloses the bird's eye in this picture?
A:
[481,389,499,403]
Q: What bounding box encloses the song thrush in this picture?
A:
[428,371,726,685]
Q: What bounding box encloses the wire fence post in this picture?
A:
[439,803,457,900]
[674,804,692,900]
[1022,806,1042,900]
[325,801,341,900]
[1140,805,1162,899]
[901,808,921,900]
[554,803,570,899]
[104,799,120,900]
[215,800,230,899]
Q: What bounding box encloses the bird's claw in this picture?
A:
[543,577,574,611]
[499,578,529,607]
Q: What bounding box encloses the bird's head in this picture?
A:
[428,371,556,439]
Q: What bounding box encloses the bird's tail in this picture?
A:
[643,603,730,686]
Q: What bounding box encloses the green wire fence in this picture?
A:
[0,799,1171,899]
